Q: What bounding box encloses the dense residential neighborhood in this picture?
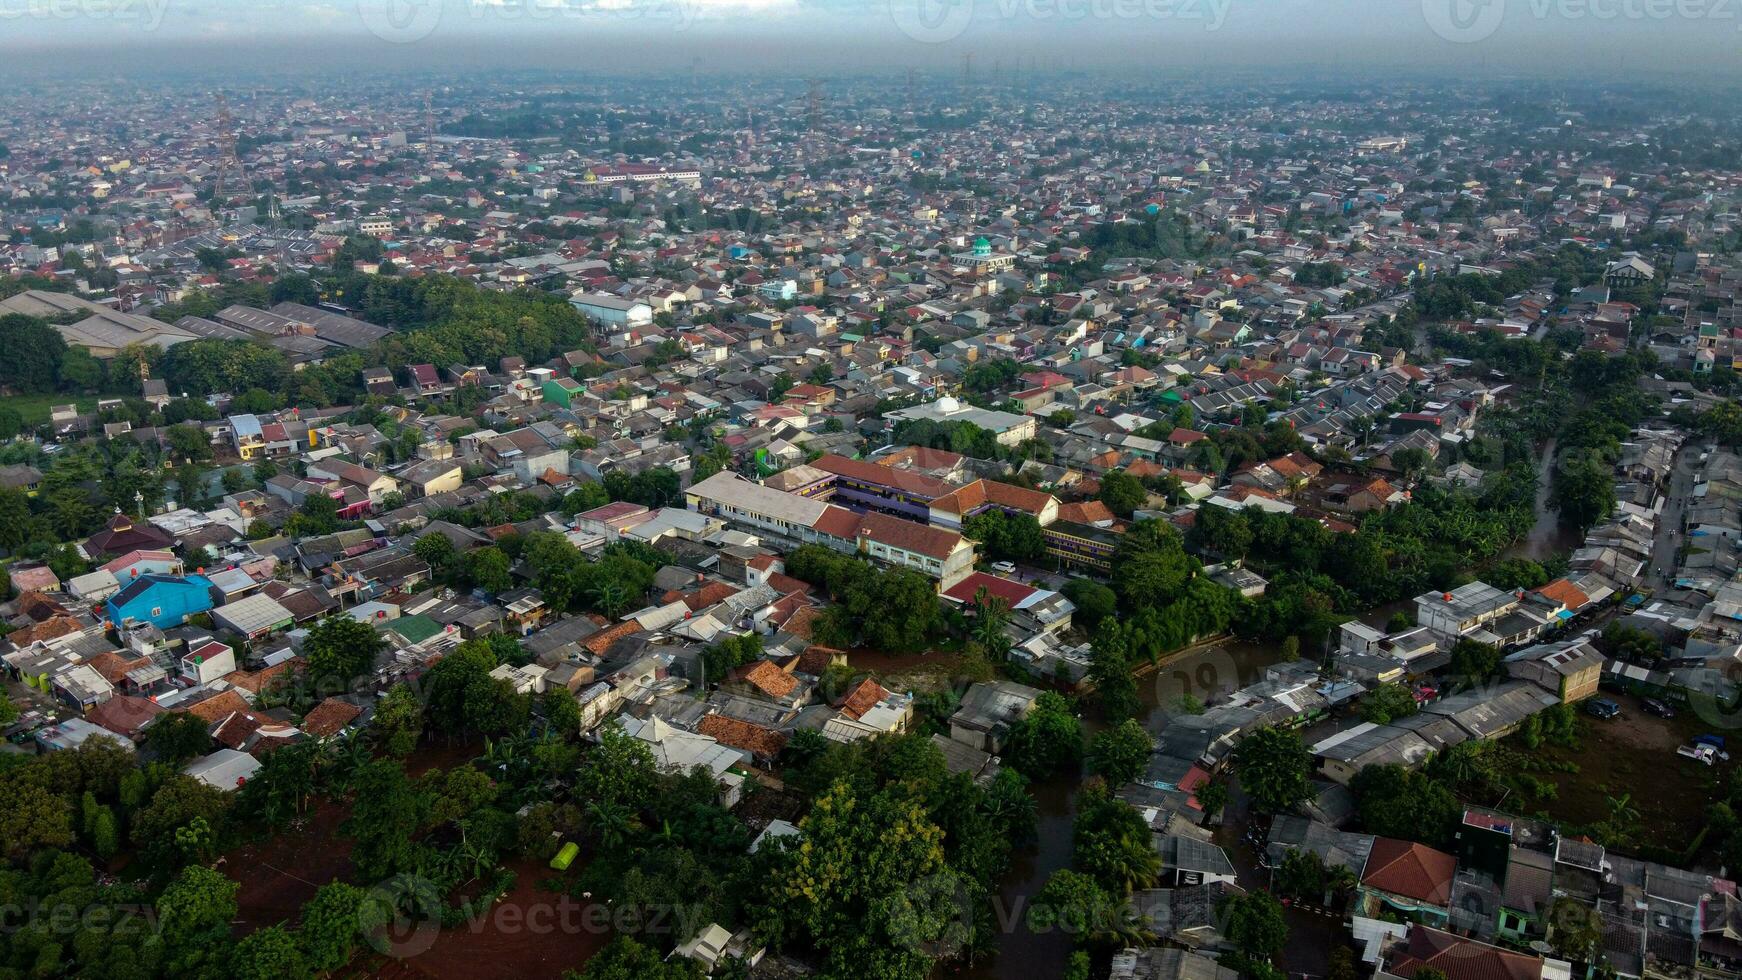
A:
[5,65,1742,980]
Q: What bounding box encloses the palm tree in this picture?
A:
[971,588,1012,656]
[1324,864,1358,903]
[455,821,496,883]
[1089,903,1156,948]
[1082,827,1162,894]
[590,581,632,618]
[1608,793,1640,827]
[586,800,638,848]
[329,734,374,792]
[1428,743,1481,789]
[984,787,1037,831]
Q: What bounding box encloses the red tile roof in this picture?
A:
[14,591,69,622]
[782,604,822,641]
[697,714,788,759]
[669,581,740,611]
[835,677,891,720]
[302,697,363,738]
[181,689,251,724]
[212,711,263,749]
[1532,578,1590,610]
[733,660,799,700]
[10,616,83,646]
[942,571,1037,607]
[86,694,164,739]
[1362,838,1457,907]
[582,620,643,657]
[1056,500,1115,525]
[1386,926,1542,980]
[854,511,966,561]
[764,572,812,597]
[875,445,965,472]
[87,651,152,685]
[795,645,847,676]
[981,479,1056,515]
[811,505,862,540]
[812,453,956,499]
[1269,451,1324,481]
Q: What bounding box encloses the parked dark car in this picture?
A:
[1584,698,1622,720]
[1641,698,1676,719]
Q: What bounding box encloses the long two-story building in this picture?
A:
[685,471,976,588]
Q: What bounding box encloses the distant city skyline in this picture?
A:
[2,0,1741,77]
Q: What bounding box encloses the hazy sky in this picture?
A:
[2,0,1740,75]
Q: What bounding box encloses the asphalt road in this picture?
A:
[1647,439,1706,596]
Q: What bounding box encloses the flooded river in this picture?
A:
[1503,436,1581,562]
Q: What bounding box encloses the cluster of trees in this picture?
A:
[135,273,600,411]
[8,667,705,978]
[1082,212,1203,261]
[1060,579,1118,632]
[571,727,1037,980]
[891,417,1017,463]
[1096,469,1150,517]
[157,339,292,401]
[600,467,684,509]
[518,532,659,619]
[1358,684,1420,725]
[701,632,764,684]
[1551,377,1659,532]
[412,534,517,596]
[1029,783,1158,952]
[1185,466,1539,649]
[1066,520,1246,721]
[1294,261,1347,288]
[962,508,1046,563]
[1032,779,1289,976]
[0,313,105,397]
[1135,409,1310,480]
[1233,727,1314,815]
[961,357,1023,394]
[0,424,256,568]
[1003,691,1084,778]
[417,637,538,738]
[0,845,368,980]
[785,544,948,653]
[1412,245,1610,324]
[1273,848,1356,907]
[1598,621,1664,663]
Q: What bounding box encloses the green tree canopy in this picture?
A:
[1234,727,1312,815]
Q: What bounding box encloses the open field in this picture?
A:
[1530,697,1732,855]
[373,857,613,980]
[226,798,357,931]
[7,392,101,426]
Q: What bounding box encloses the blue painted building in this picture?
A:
[104,574,221,630]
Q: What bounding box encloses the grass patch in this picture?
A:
[7,392,124,426]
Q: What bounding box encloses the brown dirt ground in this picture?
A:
[1531,697,1733,852]
[405,737,487,778]
[225,797,357,931]
[365,857,613,980]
